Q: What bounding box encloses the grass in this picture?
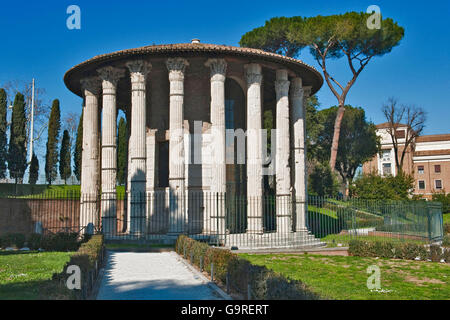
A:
[444,214,450,225]
[240,253,450,300]
[0,183,125,198]
[0,251,73,300]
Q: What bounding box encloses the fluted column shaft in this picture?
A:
[245,63,264,234]
[275,69,292,233]
[80,77,100,233]
[127,60,151,235]
[166,58,189,234]
[167,58,189,191]
[206,59,227,235]
[291,78,310,232]
[98,67,124,237]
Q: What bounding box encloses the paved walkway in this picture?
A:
[96,251,225,300]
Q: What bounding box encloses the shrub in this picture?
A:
[441,248,450,263]
[27,233,43,250]
[396,243,427,260]
[42,232,80,251]
[0,233,26,248]
[443,235,450,247]
[444,223,450,235]
[429,245,442,262]
[308,163,339,198]
[53,234,105,299]
[432,192,450,214]
[175,236,320,300]
[349,239,430,261]
[350,172,414,200]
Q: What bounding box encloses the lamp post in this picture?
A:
[29,78,35,163]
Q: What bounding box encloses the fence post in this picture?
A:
[211,263,214,281]
[226,271,230,294]
[190,252,193,264]
[200,256,203,272]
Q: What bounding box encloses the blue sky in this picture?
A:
[0,0,449,164]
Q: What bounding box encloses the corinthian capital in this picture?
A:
[302,86,312,98]
[205,59,227,81]
[245,63,262,86]
[80,77,101,96]
[275,80,290,96]
[126,60,152,83]
[166,58,189,81]
[97,66,125,89]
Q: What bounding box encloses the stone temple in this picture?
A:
[64,40,324,248]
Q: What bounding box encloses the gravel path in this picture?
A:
[96,251,225,300]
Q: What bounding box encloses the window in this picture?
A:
[418,181,426,190]
[395,130,405,139]
[381,150,391,161]
[435,165,441,173]
[418,166,424,174]
[435,180,443,190]
[382,163,392,176]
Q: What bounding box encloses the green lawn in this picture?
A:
[444,213,450,225]
[0,251,73,300]
[0,183,126,198]
[240,253,450,300]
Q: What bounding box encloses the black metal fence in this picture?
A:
[0,191,444,249]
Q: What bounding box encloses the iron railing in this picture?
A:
[0,191,444,248]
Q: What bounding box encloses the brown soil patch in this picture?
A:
[405,276,445,285]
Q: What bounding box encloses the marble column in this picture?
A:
[166,58,189,234]
[146,129,157,233]
[275,69,292,233]
[205,59,227,235]
[126,60,151,235]
[97,66,124,237]
[80,77,101,233]
[290,77,310,232]
[245,63,264,234]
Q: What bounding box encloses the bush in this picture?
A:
[41,232,80,251]
[52,234,105,299]
[175,235,320,300]
[0,233,26,248]
[350,172,414,200]
[308,163,340,198]
[27,233,43,250]
[444,223,450,235]
[349,240,428,260]
[432,192,450,214]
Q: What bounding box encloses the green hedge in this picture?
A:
[349,239,449,262]
[0,232,82,251]
[52,234,105,299]
[175,235,320,300]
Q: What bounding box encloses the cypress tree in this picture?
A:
[0,89,8,179]
[60,130,72,184]
[117,117,127,185]
[45,99,61,185]
[73,111,83,182]
[28,153,39,185]
[8,92,27,183]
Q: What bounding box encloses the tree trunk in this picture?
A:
[329,104,346,171]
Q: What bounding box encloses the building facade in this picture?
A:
[64,40,324,247]
[362,123,450,199]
